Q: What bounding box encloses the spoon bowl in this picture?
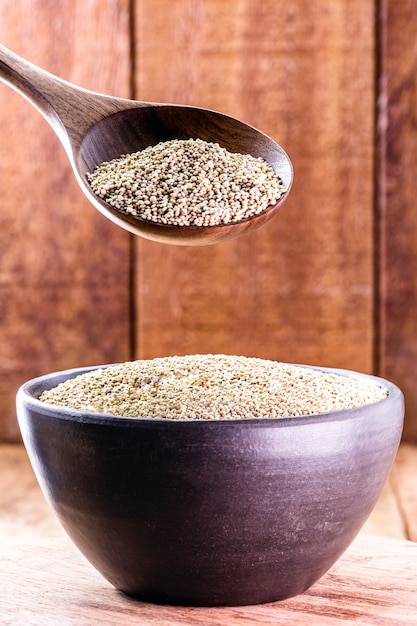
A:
[0,45,293,245]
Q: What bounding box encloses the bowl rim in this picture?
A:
[16,362,404,428]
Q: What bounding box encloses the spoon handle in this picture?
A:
[0,44,125,148]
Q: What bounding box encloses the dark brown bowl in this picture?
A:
[16,364,404,607]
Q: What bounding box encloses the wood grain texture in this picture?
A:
[134,1,376,374]
[378,0,417,440]
[1,533,417,624]
[0,0,132,441]
[3,0,416,443]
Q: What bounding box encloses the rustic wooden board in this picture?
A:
[1,534,417,624]
[378,0,417,440]
[134,1,377,378]
[0,1,132,441]
[3,0,413,444]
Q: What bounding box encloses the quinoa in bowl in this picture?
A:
[38,354,388,420]
[17,358,403,606]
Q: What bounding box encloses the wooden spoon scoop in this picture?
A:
[0,45,293,245]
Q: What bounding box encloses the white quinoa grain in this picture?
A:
[39,355,388,420]
[86,139,285,226]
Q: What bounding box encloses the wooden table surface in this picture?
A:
[1,533,417,625]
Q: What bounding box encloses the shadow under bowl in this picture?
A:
[16,364,404,607]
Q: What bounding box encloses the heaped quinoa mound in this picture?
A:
[39,354,388,420]
[86,139,285,226]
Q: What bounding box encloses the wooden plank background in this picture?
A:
[0,0,132,441]
[378,0,417,441]
[135,0,376,373]
[0,0,415,441]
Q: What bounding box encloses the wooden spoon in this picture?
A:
[0,45,293,246]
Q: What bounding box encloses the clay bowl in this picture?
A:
[16,364,403,607]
